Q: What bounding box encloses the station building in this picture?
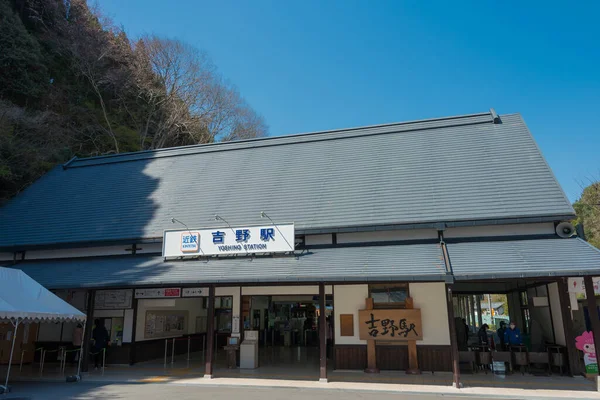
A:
[1,109,600,385]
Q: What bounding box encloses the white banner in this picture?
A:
[163,224,295,258]
[135,288,181,299]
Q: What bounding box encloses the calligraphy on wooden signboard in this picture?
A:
[358,309,422,341]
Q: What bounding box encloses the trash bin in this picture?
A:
[223,344,239,369]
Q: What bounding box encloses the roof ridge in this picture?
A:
[67,110,494,168]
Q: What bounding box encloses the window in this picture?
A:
[369,284,409,309]
[519,290,530,334]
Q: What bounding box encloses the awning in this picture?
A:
[0,267,87,392]
[0,267,86,322]
[7,244,449,289]
[448,238,600,280]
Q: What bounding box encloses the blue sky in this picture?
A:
[97,0,599,202]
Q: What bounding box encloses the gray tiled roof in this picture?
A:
[448,238,600,280]
[0,111,574,249]
[7,244,448,288]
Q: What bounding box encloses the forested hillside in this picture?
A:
[0,0,267,202]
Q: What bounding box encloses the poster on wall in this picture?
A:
[568,278,600,295]
[576,331,598,374]
[232,316,240,334]
[144,310,188,339]
[95,290,133,309]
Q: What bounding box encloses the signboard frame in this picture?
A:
[135,288,182,299]
[162,223,295,258]
[358,309,423,341]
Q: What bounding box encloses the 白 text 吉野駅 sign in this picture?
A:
[162,224,295,258]
[358,309,422,341]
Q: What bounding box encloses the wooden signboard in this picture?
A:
[358,309,422,341]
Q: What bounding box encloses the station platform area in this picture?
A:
[1,347,597,397]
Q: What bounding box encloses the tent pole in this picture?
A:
[3,318,20,392]
[76,320,87,377]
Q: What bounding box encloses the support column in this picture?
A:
[129,298,138,365]
[446,285,461,388]
[477,295,483,328]
[81,290,95,373]
[557,278,579,376]
[584,276,600,375]
[319,282,327,382]
[466,296,473,332]
[204,285,215,379]
[471,296,477,330]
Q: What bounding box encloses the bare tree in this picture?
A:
[132,35,267,149]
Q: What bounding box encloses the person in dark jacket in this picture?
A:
[478,324,490,345]
[504,321,522,347]
[496,321,507,349]
[92,319,109,369]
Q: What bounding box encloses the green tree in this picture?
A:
[573,181,600,249]
[0,0,268,202]
[0,0,48,105]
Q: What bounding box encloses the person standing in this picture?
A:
[70,323,83,364]
[504,321,522,347]
[92,319,109,370]
[496,321,507,349]
[478,324,490,346]
[326,316,333,359]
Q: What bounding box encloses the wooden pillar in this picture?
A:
[204,285,216,379]
[405,297,421,374]
[129,298,139,365]
[319,282,327,382]
[446,285,461,388]
[470,296,476,330]
[584,276,600,374]
[466,295,472,331]
[364,297,379,373]
[476,295,483,328]
[81,289,95,373]
[557,278,579,376]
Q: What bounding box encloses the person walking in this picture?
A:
[92,319,109,370]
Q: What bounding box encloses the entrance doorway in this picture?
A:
[453,282,567,377]
[239,294,333,373]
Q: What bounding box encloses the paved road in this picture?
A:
[0,382,473,400]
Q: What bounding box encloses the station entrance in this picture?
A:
[235,294,333,375]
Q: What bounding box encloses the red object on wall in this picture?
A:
[164,288,181,297]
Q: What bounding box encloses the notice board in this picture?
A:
[144,310,188,339]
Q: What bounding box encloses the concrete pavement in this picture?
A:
[2,378,599,400]
[0,381,594,400]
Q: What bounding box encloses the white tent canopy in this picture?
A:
[0,267,86,322]
[0,267,86,393]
